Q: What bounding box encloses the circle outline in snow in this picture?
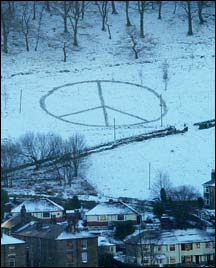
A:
[40,80,167,128]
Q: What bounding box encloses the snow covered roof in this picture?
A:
[56,231,97,240]
[1,234,25,245]
[86,202,138,216]
[11,198,64,213]
[1,214,38,229]
[203,179,215,186]
[125,228,215,245]
[98,236,115,247]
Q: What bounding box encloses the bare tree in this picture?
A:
[21,3,31,51]
[137,1,147,38]
[19,132,62,169]
[182,1,193,35]
[162,59,169,90]
[96,1,109,31]
[111,1,118,14]
[63,42,67,62]
[1,140,21,187]
[171,185,200,201]
[127,26,139,59]
[151,171,173,199]
[45,1,50,12]
[1,1,11,53]
[68,1,82,46]
[32,1,36,20]
[52,1,71,33]
[126,1,132,26]
[35,7,45,51]
[64,133,88,178]
[158,1,162,20]
[197,1,205,24]
[173,1,177,14]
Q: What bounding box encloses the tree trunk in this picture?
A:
[33,1,36,20]
[173,1,177,14]
[187,2,193,35]
[102,16,106,31]
[126,1,131,26]
[1,11,9,53]
[81,1,85,19]
[73,21,78,46]
[46,1,50,12]
[140,11,144,38]
[198,1,205,24]
[111,1,118,14]
[24,34,29,51]
[63,42,67,61]
[64,1,68,33]
[158,1,162,19]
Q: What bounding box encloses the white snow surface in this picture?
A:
[85,202,136,216]
[56,231,96,240]
[126,228,215,245]
[11,198,64,213]
[1,1,215,200]
[1,233,25,245]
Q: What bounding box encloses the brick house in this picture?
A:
[85,200,140,227]
[11,198,64,222]
[203,170,215,209]
[124,228,215,266]
[1,233,26,267]
[14,222,98,267]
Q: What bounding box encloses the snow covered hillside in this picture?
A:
[1,1,215,200]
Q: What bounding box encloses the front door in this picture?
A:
[195,255,199,264]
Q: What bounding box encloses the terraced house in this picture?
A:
[203,169,215,209]
[124,228,215,267]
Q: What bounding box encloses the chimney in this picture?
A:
[211,169,215,181]
[66,221,75,233]
[20,205,27,223]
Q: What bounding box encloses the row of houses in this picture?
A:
[1,170,215,267]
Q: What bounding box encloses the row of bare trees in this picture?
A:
[151,170,200,201]
[1,133,88,187]
[1,1,211,56]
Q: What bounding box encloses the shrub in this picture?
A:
[114,221,135,240]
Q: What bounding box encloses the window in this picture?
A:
[205,187,209,193]
[158,246,161,251]
[213,242,215,248]
[196,242,200,248]
[143,258,149,264]
[99,215,107,221]
[9,258,15,267]
[181,243,192,251]
[43,212,50,218]
[117,214,124,221]
[81,252,87,263]
[170,245,175,251]
[66,253,73,266]
[205,242,211,248]
[184,256,192,263]
[81,240,87,250]
[170,257,176,264]
[66,241,73,252]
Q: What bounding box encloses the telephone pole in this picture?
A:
[160,94,163,127]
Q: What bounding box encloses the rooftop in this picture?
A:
[86,201,138,216]
[56,231,97,240]
[1,233,25,245]
[125,228,215,245]
[1,214,38,229]
[11,198,64,213]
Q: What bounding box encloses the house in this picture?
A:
[1,232,26,267]
[14,222,98,267]
[203,169,215,209]
[1,212,38,236]
[98,236,116,256]
[124,228,215,267]
[11,198,64,222]
[85,200,140,227]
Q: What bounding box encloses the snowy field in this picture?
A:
[1,2,215,199]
